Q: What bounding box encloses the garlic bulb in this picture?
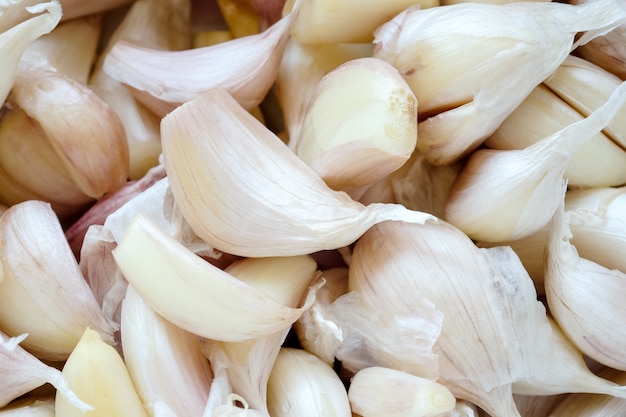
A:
[266,348,352,417]
[161,86,435,258]
[373,0,626,165]
[444,78,626,243]
[295,57,417,193]
[348,367,456,417]
[55,328,148,417]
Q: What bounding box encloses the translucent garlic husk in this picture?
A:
[373,0,626,165]
[0,397,56,417]
[0,332,90,411]
[276,39,373,149]
[485,83,626,188]
[295,57,417,194]
[0,0,61,105]
[349,220,553,417]
[444,78,626,243]
[545,200,626,370]
[103,10,294,117]
[121,285,213,417]
[266,348,352,417]
[564,186,626,273]
[0,201,117,361]
[282,0,438,44]
[55,328,148,417]
[161,86,435,258]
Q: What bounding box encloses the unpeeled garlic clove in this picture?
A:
[161,86,435,258]
[348,366,456,417]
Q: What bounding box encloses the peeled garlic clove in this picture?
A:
[12,69,129,199]
[0,332,90,411]
[161,86,435,257]
[445,79,626,242]
[267,347,352,417]
[0,0,61,104]
[0,201,117,361]
[545,201,626,370]
[564,186,626,273]
[112,213,318,342]
[348,367,456,417]
[121,285,213,417]
[485,83,626,188]
[282,0,438,44]
[103,11,293,117]
[55,328,148,417]
[295,57,417,193]
[374,0,626,165]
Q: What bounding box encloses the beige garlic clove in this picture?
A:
[485,83,626,188]
[295,57,417,194]
[373,0,626,165]
[348,366,456,417]
[0,201,117,361]
[103,11,293,117]
[161,86,435,258]
[444,79,626,243]
[55,328,148,417]
[282,0,438,44]
[266,348,352,417]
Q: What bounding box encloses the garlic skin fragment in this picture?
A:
[55,328,149,417]
[373,0,626,165]
[0,201,116,361]
[103,11,293,117]
[295,57,418,193]
[266,348,352,417]
[348,367,456,417]
[161,86,435,257]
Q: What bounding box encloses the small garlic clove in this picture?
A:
[216,0,260,38]
[348,366,456,417]
[0,397,56,417]
[0,201,117,361]
[266,348,352,417]
[161,86,435,257]
[55,328,148,417]
[112,213,319,342]
[295,57,418,194]
[103,11,293,117]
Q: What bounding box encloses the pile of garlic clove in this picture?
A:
[2,0,626,416]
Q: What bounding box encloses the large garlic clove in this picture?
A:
[282,0,438,44]
[349,220,553,417]
[444,78,626,243]
[0,201,116,361]
[0,0,61,105]
[103,11,293,117]
[55,328,148,417]
[485,83,626,188]
[295,57,417,194]
[348,367,456,417]
[266,347,352,417]
[545,201,626,370]
[112,213,319,342]
[161,86,435,258]
[373,0,626,165]
[121,285,213,417]
[0,332,90,411]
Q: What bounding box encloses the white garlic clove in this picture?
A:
[0,397,56,417]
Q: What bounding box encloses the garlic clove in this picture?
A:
[485,83,626,188]
[103,11,293,117]
[55,328,148,417]
[161,86,435,257]
[0,397,56,416]
[348,366,456,417]
[295,57,418,194]
[112,213,319,342]
[0,201,117,361]
[282,0,438,44]
[266,347,352,417]
[3,0,133,25]
[121,285,213,417]
[216,0,259,38]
